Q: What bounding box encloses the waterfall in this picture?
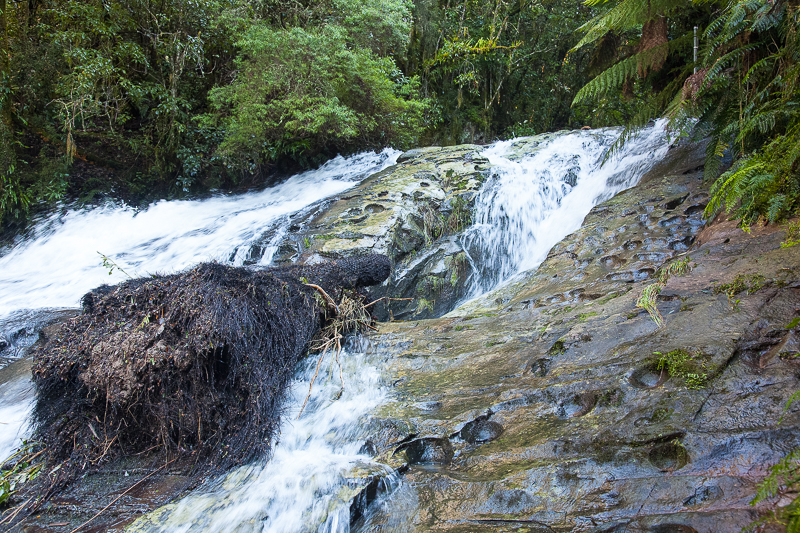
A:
[0,124,673,532]
[0,149,399,318]
[127,348,393,533]
[461,122,670,296]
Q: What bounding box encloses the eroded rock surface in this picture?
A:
[359,161,800,532]
[266,145,492,320]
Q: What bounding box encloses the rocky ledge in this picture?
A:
[6,135,800,533]
[357,146,800,532]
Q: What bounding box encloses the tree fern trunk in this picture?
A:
[0,0,8,126]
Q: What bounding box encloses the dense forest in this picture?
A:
[0,0,798,230]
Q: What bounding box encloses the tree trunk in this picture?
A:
[1,0,9,126]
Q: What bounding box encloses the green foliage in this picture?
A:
[98,252,132,279]
[636,283,664,327]
[413,0,595,143]
[658,256,691,283]
[0,0,431,230]
[654,349,709,389]
[0,442,45,508]
[635,256,693,327]
[573,0,800,224]
[205,22,429,171]
[750,392,800,532]
[713,272,768,297]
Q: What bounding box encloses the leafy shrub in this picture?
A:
[204,23,430,172]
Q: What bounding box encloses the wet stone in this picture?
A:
[659,215,685,227]
[601,255,627,268]
[649,525,698,533]
[648,441,689,471]
[629,365,669,389]
[683,485,723,507]
[529,357,551,377]
[460,417,504,444]
[557,392,597,419]
[364,203,386,213]
[404,437,454,465]
[683,204,706,216]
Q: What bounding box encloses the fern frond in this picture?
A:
[574,36,689,105]
[704,44,760,86]
[703,136,726,183]
[573,53,640,103]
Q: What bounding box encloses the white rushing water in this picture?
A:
[128,347,393,533]
[461,122,670,295]
[0,124,673,532]
[0,149,399,319]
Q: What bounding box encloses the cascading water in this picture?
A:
[0,149,398,474]
[0,149,399,318]
[127,347,393,533]
[0,123,674,532]
[461,122,670,296]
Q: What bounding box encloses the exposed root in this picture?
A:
[26,254,391,502]
[297,289,377,418]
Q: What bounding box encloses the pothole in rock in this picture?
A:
[623,240,642,250]
[736,324,787,370]
[683,204,706,216]
[634,268,655,281]
[415,401,442,412]
[606,271,634,283]
[529,357,551,377]
[660,194,689,211]
[556,392,597,419]
[459,416,504,444]
[669,236,695,251]
[659,215,685,228]
[601,255,627,268]
[648,441,689,471]
[403,438,454,465]
[342,207,363,218]
[629,365,669,389]
[364,203,386,214]
[634,252,669,262]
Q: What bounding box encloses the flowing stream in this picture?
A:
[462,123,669,295]
[0,123,671,531]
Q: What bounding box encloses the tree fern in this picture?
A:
[574,35,690,103]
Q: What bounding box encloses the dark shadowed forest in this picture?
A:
[0,0,798,230]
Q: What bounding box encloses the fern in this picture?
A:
[750,390,800,533]
[574,36,689,104]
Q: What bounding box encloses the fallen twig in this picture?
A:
[298,345,331,419]
[0,496,34,527]
[68,457,177,533]
[364,296,413,309]
[304,283,340,314]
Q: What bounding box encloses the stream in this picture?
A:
[0,124,670,531]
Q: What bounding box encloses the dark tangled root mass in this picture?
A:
[30,254,390,481]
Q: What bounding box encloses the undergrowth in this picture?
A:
[636,256,692,327]
[747,391,800,532]
[654,349,709,389]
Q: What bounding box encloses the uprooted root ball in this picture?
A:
[30,255,390,482]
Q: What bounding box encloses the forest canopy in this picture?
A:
[0,0,798,229]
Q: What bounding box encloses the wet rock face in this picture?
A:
[362,145,800,531]
[261,144,492,321]
[0,308,81,367]
[459,414,504,443]
[403,437,455,465]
